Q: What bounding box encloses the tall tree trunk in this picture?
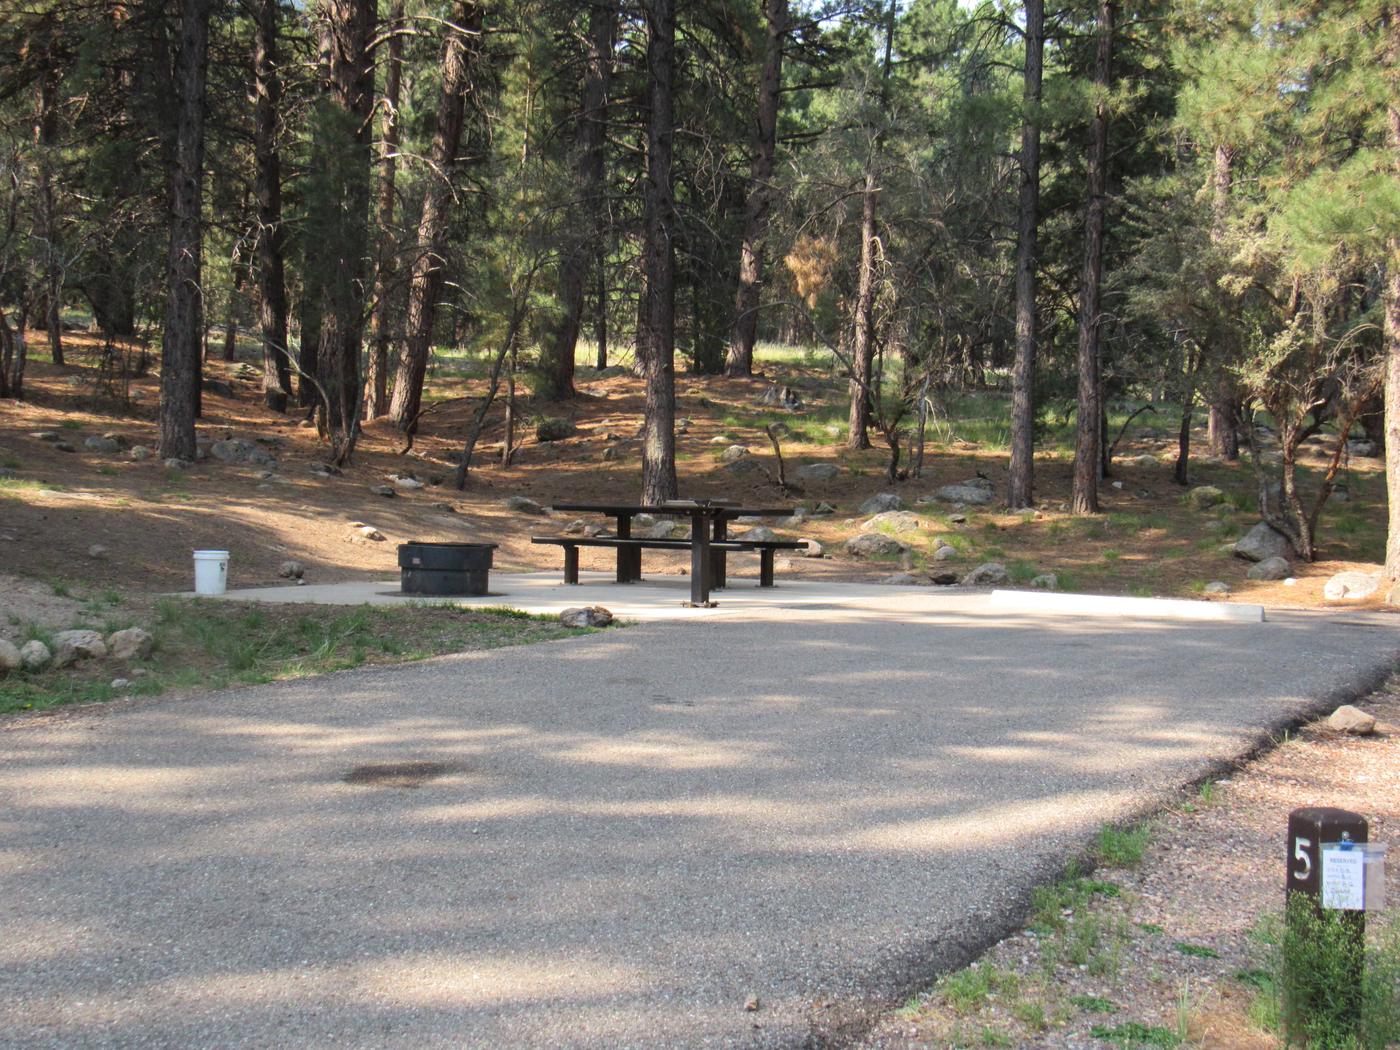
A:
[639,0,677,504]
[298,293,320,407]
[363,0,404,420]
[314,0,374,463]
[159,0,210,462]
[725,0,786,377]
[1071,0,1114,515]
[847,168,878,450]
[388,2,481,433]
[253,0,292,411]
[34,53,63,366]
[1383,90,1400,587]
[538,0,617,400]
[846,0,895,452]
[1207,142,1239,460]
[594,258,608,368]
[1008,0,1045,509]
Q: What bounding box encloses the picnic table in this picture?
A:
[535,500,806,606]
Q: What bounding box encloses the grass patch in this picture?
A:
[1096,822,1152,868]
[1173,941,1221,959]
[0,599,584,716]
[1090,1021,1181,1047]
[939,965,1020,1014]
[1071,994,1117,1014]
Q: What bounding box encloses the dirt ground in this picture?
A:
[0,330,1393,615]
[860,685,1400,1050]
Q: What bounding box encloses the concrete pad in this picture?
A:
[209,574,1270,626]
[989,588,1266,623]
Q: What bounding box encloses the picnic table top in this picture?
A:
[550,501,794,518]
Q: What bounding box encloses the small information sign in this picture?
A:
[1322,845,1366,911]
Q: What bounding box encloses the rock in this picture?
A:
[863,510,921,534]
[560,606,613,628]
[106,627,153,662]
[1246,556,1292,581]
[798,538,823,558]
[582,523,607,537]
[354,525,385,541]
[163,457,193,470]
[1111,480,1125,490]
[1203,519,1227,532]
[1327,705,1376,735]
[1187,485,1224,510]
[55,441,77,453]
[109,678,130,689]
[781,508,809,527]
[203,378,236,398]
[845,532,907,559]
[278,560,305,580]
[601,446,618,462]
[640,521,681,539]
[1333,486,1350,503]
[51,629,108,668]
[813,502,836,515]
[1323,571,1380,602]
[962,562,1009,587]
[931,481,996,506]
[564,519,587,536]
[933,544,956,561]
[1029,573,1058,590]
[0,639,20,673]
[210,438,258,463]
[858,493,904,515]
[745,996,761,1013]
[535,418,578,442]
[369,484,397,498]
[19,640,51,671]
[723,456,766,476]
[756,384,802,409]
[796,463,840,483]
[84,435,121,453]
[741,526,778,542]
[393,475,425,490]
[504,495,549,516]
[129,445,153,461]
[1346,439,1377,458]
[886,573,920,585]
[1233,522,1294,563]
[1204,581,1231,595]
[310,463,342,477]
[929,571,959,585]
[30,431,59,442]
[949,513,967,524]
[719,445,751,464]
[88,544,109,559]
[1131,453,1157,467]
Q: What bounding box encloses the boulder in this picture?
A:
[1187,485,1224,510]
[1246,556,1291,581]
[813,502,837,515]
[19,639,51,671]
[929,483,994,506]
[88,544,109,560]
[1204,581,1230,595]
[536,418,578,442]
[1029,573,1058,590]
[55,441,76,453]
[601,446,619,462]
[933,544,956,561]
[929,571,959,585]
[504,496,549,515]
[740,526,778,542]
[564,519,587,536]
[278,560,305,580]
[1323,571,1381,602]
[1233,522,1293,563]
[51,629,107,668]
[863,510,921,534]
[961,562,1009,587]
[369,484,397,498]
[845,532,907,559]
[84,435,121,453]
[1346,440,1377,458]
[640,521,681,539]
[163,457,193,470]
[129,445,153,461]
[30,431,59,442]
[393,476,425,490]
[858,492,904,515]
[885,573,920,586]
[0,639,20,673]
[560,606,613,628]
[722,456,766,476]
[719,445,751,464]
[798,538,824,558]
[1327,705,1376,735]
[796,463,840,483]
[106,627,153,662]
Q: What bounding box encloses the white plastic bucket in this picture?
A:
[193,550,229,596]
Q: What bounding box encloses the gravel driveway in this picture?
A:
[1,602,1396,1049]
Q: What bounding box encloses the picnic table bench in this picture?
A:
[533,500,806,606]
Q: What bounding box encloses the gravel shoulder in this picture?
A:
[857,681,1400,1050]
